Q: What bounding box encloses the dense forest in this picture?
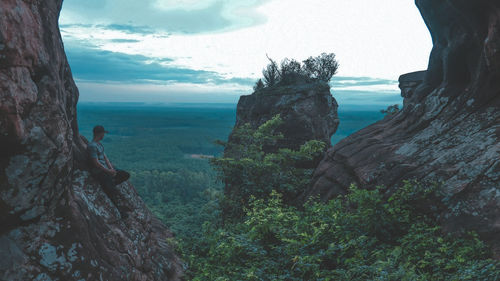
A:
[78,103,499,280]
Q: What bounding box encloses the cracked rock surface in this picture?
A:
[0,0,183,280]
[230,82,339,153]
[304,0,500,258]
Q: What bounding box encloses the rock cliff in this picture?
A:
[305,0,500,257]
[0,1,183,280]
[398,70,425,101]
[230,82,339,153]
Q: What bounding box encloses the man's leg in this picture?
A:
[93,170,122,208]
[113,169,130,185]
[111,168,132,217]
[94,170,115,191]
[91,170,131,218]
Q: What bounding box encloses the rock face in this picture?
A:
[305,0,500,257]
[0,1,183,280]
[399,70,426,100]
[230,82,339,152]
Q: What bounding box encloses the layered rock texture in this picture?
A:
[0,1,182,280]
[399,70,426,101]
[306,0,500,257]
[230,82,339,153]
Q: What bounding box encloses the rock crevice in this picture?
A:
[305,0,500,257]
[0,1,183,280]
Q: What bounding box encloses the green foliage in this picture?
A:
[259,53,339,90]
[262,55,280,87]
[211,115,326,220]
[302,53,339,82]
[131,169,221,239]
[78,105,499,281]
[253,78,265,91]
[77,104,234,242]
[182,183,500,281]
[279,58,307,85]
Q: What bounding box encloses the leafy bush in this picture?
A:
[253,78,265,91]
[211,115,326,220]
[258,53,339,90]
[280,58,307,85]
[180,183,500,281]
[131,169,222,240]
[176,112,499,280]
[262,56,280,87]
[103,104,499,281]
[302,53,339,82]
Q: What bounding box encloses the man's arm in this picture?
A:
[88,144,115,175]
[104,153,115,171]
[91,157,115,175]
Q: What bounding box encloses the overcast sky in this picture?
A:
[60,0,432,106]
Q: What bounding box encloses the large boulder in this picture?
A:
[0,0,183,280]
[399,70,426,100]
[230,82,339,153]
[305,0,500,257]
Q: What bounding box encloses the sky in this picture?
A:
[59,0,433,106]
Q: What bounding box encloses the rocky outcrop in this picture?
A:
[0,1,182,280]
[230,82,339,153]
[399,70,425,100]
[305,0,500,257]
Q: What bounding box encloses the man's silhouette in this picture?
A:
[87,125,131,217]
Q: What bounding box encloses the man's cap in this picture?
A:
[93,125,109,135]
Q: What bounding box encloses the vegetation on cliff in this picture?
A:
[182,184,498,281]
[254,53,339,91]
[213,115,326,220]
[177,118,500,281]
[79,105,499,280]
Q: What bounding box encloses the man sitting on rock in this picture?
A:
[87,125,131,217]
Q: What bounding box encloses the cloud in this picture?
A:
[60,24,157,36]
[65,43,255,88]
[60,0,433,81]
[64,39,395,92]
[64,38,400,105]
[330,77,402,109]
[108,39,142,43]
[332,76,396,87]
[330,76,399,93]
[59,0,408,106]
[329,76,402,109]
[76,81,245,103]
[60,0,270,34]
[75,81,403,106]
